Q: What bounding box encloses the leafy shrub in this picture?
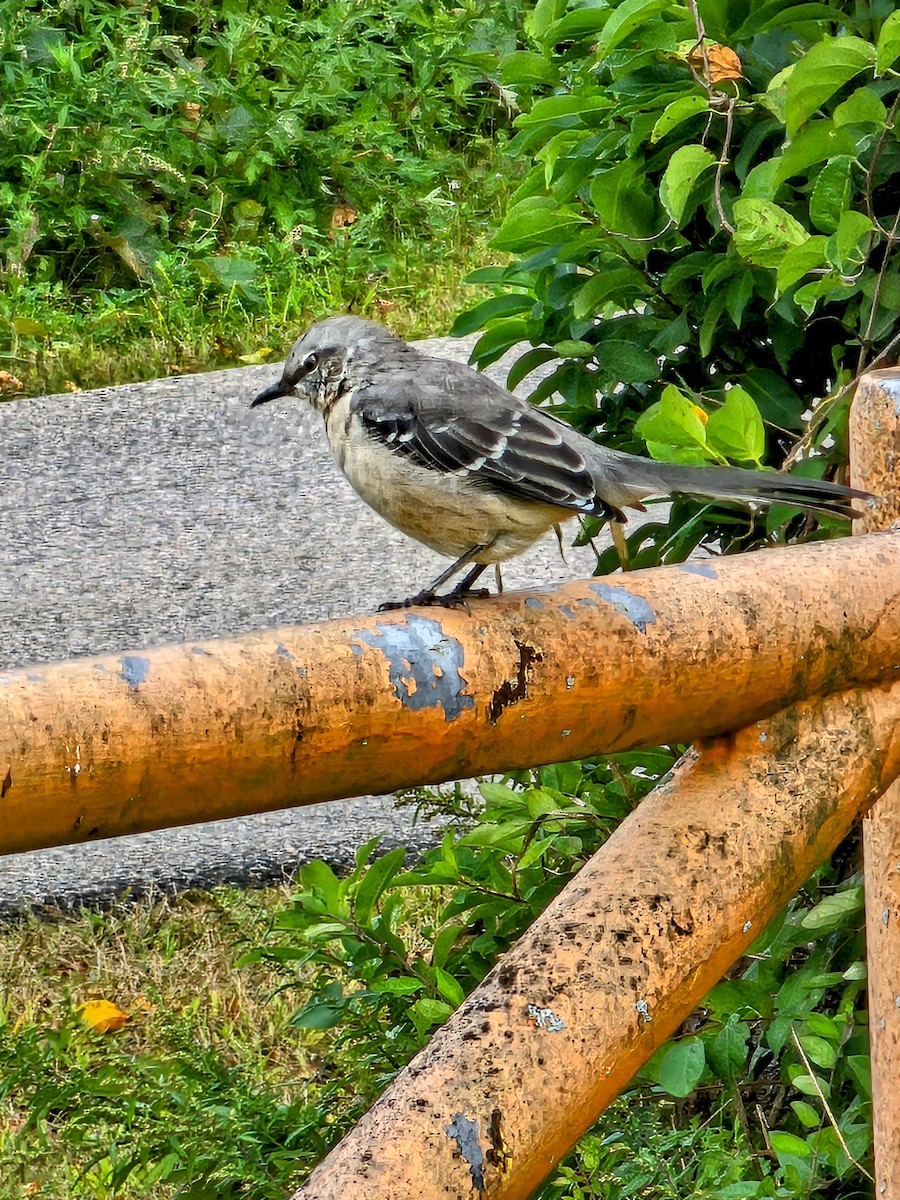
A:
[0,0,517,388]
[453,0,900,570]
[258,765,873,1197]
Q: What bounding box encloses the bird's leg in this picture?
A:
[379,546,491,611]
[610,520,631,571]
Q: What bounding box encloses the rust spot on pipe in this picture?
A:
[489,641,543,725]
[119,656,150,689]
[444,1113,485,1192]
[353,614,474,722]
[589,583,657,632]
[487,1109,513,1176]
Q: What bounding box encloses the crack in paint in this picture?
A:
[444,1113,485,1191]
[489,640,543,724]
[589,583,656,633]
[352,614,474,722]
[0,767,11,799]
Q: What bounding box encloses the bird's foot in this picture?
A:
[378,586,491,612]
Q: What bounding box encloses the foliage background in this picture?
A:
[0,0,517,392]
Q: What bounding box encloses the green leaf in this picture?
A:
[594,0,671,62]
[659,145,717,225]
[593,339,661,385]
[526,0,566,41]
[367,976,424,995]
[515,94,611,128]
[471,319,532,367]
[791,1100,821,1128]
[776,236,829,292]
[434,966,465,1007]
[292,999,344,1030]
[772,121,854,187]
[353,846,406,926]
[809,157,853,234]
[450,294,533,337]
[827,208,874,273]
[706,385,765,464]
[876,10,900,75]
[654,1038,706,1098]
[732,198,808,267]
[492,198,588,252]
[797,1033,837,1069]
[573,266,645,319]
[590,159,656,239]
[650,94,709,143]
[409,997,453,1034]
[635,383,708,449]
[800,886,864,932]
[499,50,559,87]
[742,369,804,430]
[506,347,558,390]
[784,37,877,135]
[553,338,594,357]
[769,1131,813,1159]
[707,1020,749,1085]
[833,85,887,127]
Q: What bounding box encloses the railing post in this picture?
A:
[851,370,900,1200]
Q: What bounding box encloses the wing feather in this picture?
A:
[350,360,615,516]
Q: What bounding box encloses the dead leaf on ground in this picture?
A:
[76,998,129,1033]
[329,205,358,232]
[0,370,25,393]
[688,42,743,85]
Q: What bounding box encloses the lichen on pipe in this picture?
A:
[0,531,899,855]
[287,680,900,1200]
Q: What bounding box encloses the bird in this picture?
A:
[250,315,871,609]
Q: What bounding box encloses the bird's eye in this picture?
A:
[303,352,318,372]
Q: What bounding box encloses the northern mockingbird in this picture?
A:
[251,316,870,608]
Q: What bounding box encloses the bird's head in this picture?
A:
[250,316,401,413]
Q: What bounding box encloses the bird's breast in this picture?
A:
[326,410,573,561]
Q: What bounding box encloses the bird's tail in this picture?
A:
[596,452,872,521]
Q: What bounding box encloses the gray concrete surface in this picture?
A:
[0,335,611,917]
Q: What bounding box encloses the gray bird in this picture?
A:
[251,315,870,608]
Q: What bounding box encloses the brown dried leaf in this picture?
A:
[688,42,743,85]
[330,205,358,230]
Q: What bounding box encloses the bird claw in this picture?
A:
[378,587,491,612]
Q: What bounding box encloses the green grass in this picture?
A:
[0,886,324,1199]
[2,218,503,397]
[0,0,518,396]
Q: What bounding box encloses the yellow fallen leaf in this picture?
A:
[237,348,275,365]
[77,999,129,1033]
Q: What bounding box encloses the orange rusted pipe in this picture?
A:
[1,532,900,855]
[851,369,900,1200]
[287,680,900,1200]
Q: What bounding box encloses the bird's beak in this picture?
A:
[250,380,288,408]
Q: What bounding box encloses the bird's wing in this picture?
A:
[351,360,620,518]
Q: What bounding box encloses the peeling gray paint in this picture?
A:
[528,1003,566,1032]
[26,673,42,682]
[119,655,151,689]
[444,1113,485,1191]
[353,614,474,721]
[679,562,718,579]
[274,642,294,660]
[524,596,545,609]
[191,646,209,656]
[589,583,656,633]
